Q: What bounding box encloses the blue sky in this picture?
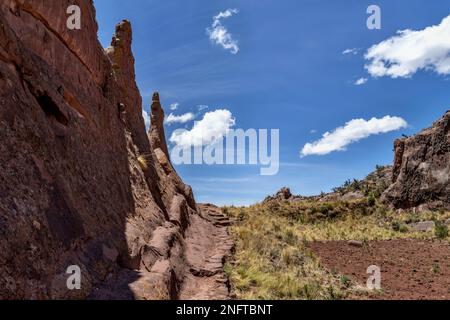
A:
[94,0,450,205]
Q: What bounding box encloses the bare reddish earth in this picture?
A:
[309,239,450,300]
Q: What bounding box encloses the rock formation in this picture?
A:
[264,187,293,202]
[149,92,170,159]
[0,0,231,300]
[383,110,450,209]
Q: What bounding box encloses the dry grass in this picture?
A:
[223,205,347,299]
[137,155,148,171]
[223,199,449,300]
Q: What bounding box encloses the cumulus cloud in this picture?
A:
[207,9,239,54]
[142,109,150,131]
[165,112,195,125]
[170,103,179,111]
[354,77,368,85]
[170,109,235,148]
[300,116,408,157]
[365,14,450,78]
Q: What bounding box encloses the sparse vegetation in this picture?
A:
[340,275,351,288]
[138,155,148,171]
[435,221,449,240]
[367,194,376,207]
[224,203,349,299]
[223,195,449,299]
[391,221,408,233]
[332,165,391,198]
[137,155,148,171]
[432,263,441,274]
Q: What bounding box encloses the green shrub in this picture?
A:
[235,208,245,221]
[432,263,440,274]
[392,221,407,232]
[367,194,376,207]
[319,203,334,215]
[435,221,449,239]
[283,229,298,245]
[340,275,351,288]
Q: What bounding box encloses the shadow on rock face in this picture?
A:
[0,2,197,300]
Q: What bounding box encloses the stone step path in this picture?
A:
[202,204,236,227]
[178,204,234,300]
[89,204,234,300]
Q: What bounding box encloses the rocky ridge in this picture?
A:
[0,0,231,299]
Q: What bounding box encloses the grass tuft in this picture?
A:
[137,155,148,171]
[435,221,449,240]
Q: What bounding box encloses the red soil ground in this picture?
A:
[309,239,450,300]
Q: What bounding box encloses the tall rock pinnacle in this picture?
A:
[149,92,170,159]
[0,1,206,299]
[105,20,150,151]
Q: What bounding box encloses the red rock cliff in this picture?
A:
[0,0,208,299]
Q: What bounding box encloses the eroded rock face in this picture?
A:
[0,0,198,299]
[383,111,450,209]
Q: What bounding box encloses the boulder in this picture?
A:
[341,192,365,201]
[276,187,293,200]
[407,221,435,232]
[347,240,363,247]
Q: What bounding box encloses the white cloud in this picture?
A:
[170,109,235,147]
[165,112,195,125]
[343,48,359,55]
[300,116,408,157]
[365,14,450,78]
[142,109,150,131]
[207,9,239,54]
[354,77,368,85]
[198,104,209,111]
[170,103,179,111]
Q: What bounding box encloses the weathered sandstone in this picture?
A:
[0,0,230,300]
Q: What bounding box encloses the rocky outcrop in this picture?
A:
[383,111,450,209]
[0,1,228,300]
[264,187,293,202]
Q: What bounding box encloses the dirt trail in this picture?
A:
[179,204,234,300]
